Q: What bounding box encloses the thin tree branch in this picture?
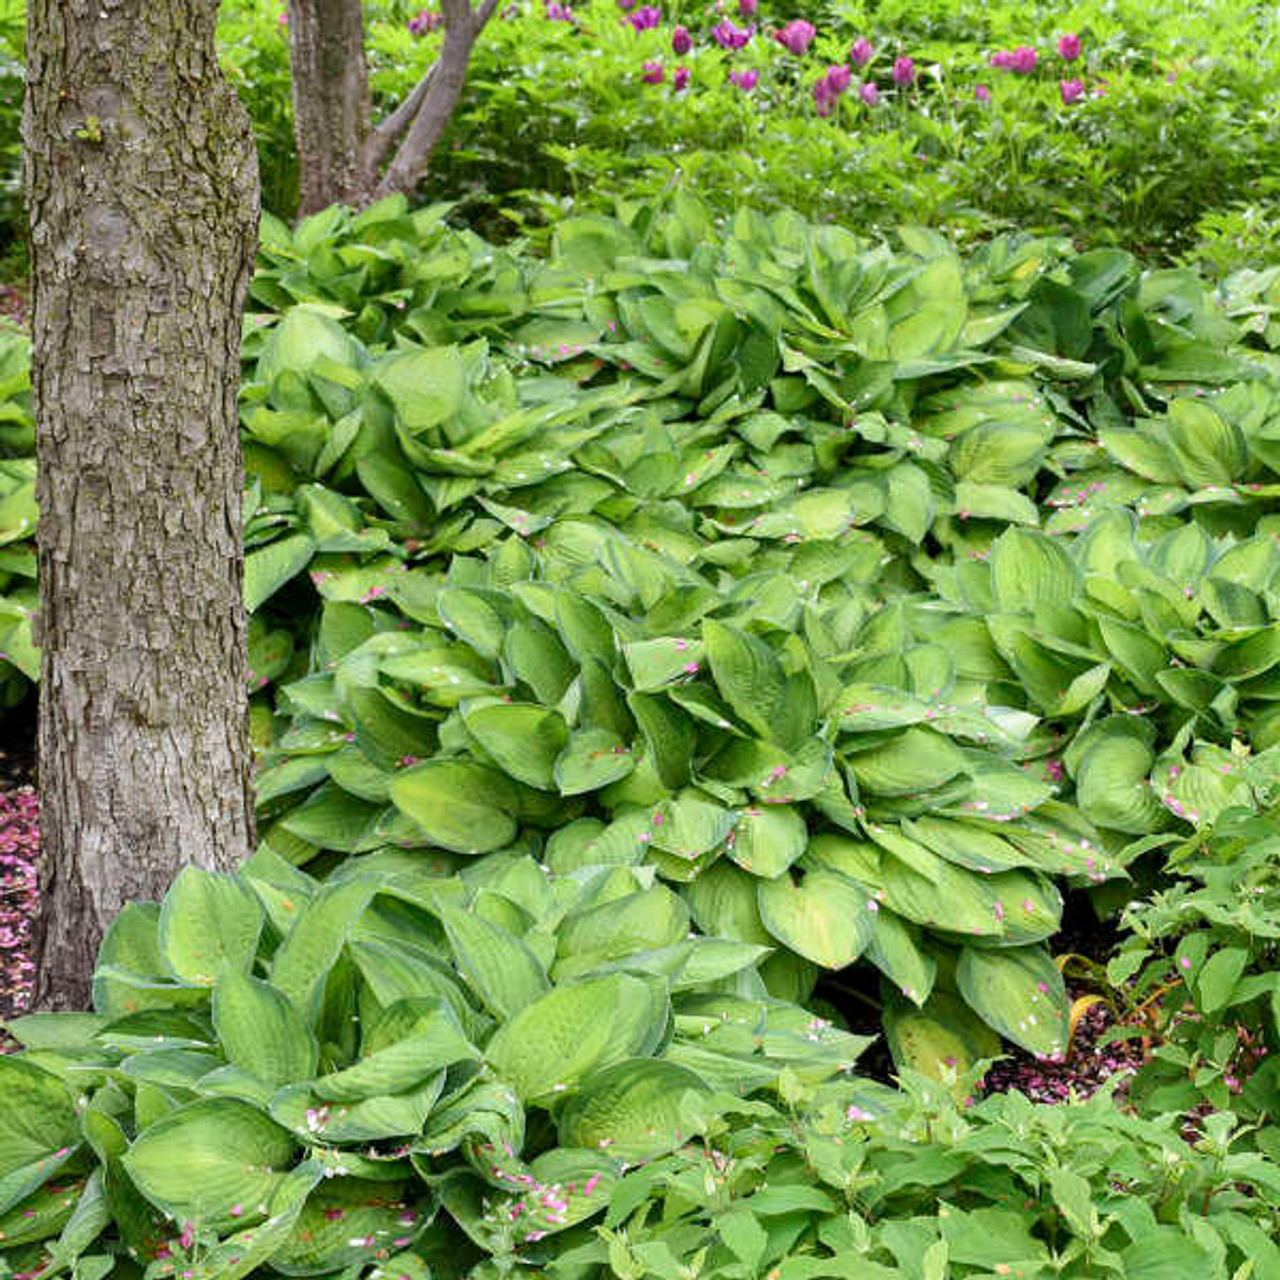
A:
[360,63,436,175]
[472,0,501,35]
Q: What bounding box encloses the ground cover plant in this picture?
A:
[3,0,1280,273]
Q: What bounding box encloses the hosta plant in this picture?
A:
[0,858,887,1278]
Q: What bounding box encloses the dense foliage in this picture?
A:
[3,187,1280,1274]
[2,0,1280,1274]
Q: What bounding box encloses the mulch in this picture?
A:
[0,698,36,1023]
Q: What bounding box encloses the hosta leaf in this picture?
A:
[244,533,316,613]
[268,1177,424,1277]
[213,973,317,1091]
[557,1059,712,1161]
[757,871,876,969]
[725,804,807,878]
[555,728,637,795]
[440,906,550,1019]
[683,860,773,945]
[866,909,937,1007]
[990,528,1081,613]
[883,990,1001,1088]
[847,727,967,796]
[271,876,378,1023]
[623,637,707,690]
[956,945,1069,1058]
[703,620,783,740]
[389,760,520,854]
[271,1074,445,1144]
[312,998,476,1101]
[557,886,690,964]
[1074,722,1168,835]
[461,701,569,790]
[158,868,263,988]
[122,1098,296,1229]
[0,1057,78,1187]
[484,973,662,1102]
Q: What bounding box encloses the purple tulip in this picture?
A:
[544,1,573,20]
[670,24,692,54]
[859,81,879,106]
[729,67,759,91]
[989,49,1014,69]
[738,0,757,14]
[673,65,691,90]
[814,80,834,115]
[1060,77,1084,103]
[825,64,852,94]
[850,36,873,67]
[1058,32,1081,61]
[1011,45,1037,73]
[975,83,991,103]
[712,18,754,49]
[628,4,660,29]
[892,55,915,85]
[641,59,664,83]
[616,0,636,7]
[775,19,816,55]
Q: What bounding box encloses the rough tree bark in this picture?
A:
[289,0,501,215]
[289,0,372,214]
[25,0,260,1010]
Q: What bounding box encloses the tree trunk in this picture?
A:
[24,0,260,1011]
[289,0,373,214]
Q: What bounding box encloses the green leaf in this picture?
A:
[390,759,520,854]
[158,867,263,988]
[726,804,807,878]
[312,997,476,1101]
[484,973,663,1102]
[122,1098,296,1229]
[758,871,876,969]
[847,727,967,796]
[1198,946,1248,1013]
[441,905,550,1018]
[244,533,316,613]
[703,620,784,740]
[990,528,1081,613]
[461,701,569,790]
[956,944,1069,1058]
[555,728,638,795]
[271,876,378,1023]
[212,971,317,1088]
[373,346,467,435]
[557,1059,711,1161]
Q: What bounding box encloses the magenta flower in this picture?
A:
[407,8,442,33]
[1057,32,1081,61]
[825,64,852,95]
[712,18,754,49]
[859,81,879,105]
[641,59,664,83]
[738,0,757,14]
[814,80,835,115]
[1059,77,1085,103]
[1011,45,1037,73]
[975,83,990,103]
[617,0,636,7]
[673,65,691,90]
[989,49,1014,69]
[544,1,573,19]
[628,4,660,29]
[671,23,691,54]
[729,67,759,90]
[892,55,915,85]
[850,36,873,67]
[775,19,816,55]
